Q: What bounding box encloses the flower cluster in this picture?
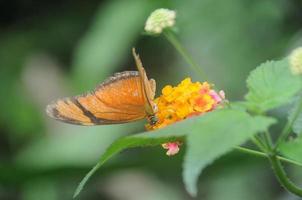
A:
[144,8,176,34]
[289,47,302,75]
[147,78,225,156]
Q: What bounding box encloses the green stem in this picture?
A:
[275,96,302,150]
[269,154,302,197]
[251,135,268,152]
[234,146,302,167]
[261,130,302,197]
[263,130,274,149]
[163,30,207,81]
[278,156,302,167]
[234,146,266,158]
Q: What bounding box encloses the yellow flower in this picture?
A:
[146,78,225,156]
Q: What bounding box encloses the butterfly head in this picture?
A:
[147,114,158,126]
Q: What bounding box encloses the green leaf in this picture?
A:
[73,109,275,198]
[72,0,155,90]
[229,101,248,111]
[279,135,302,164]
[245,59,302,113]
[73,120,186,198]
[183,111,275,196]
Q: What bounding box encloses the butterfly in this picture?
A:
[46,49,158,126]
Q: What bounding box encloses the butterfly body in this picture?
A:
[46,49,157,126]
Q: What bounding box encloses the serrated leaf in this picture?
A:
[73,109,275,198]
[183,111,275,196]
[279,135,302,164]
[245,59,302,113]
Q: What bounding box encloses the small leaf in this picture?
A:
[183,110,275,196]
[245,59,302,113]
[73,109,275,198]
[279,135,302,164]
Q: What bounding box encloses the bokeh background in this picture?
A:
[1,0,302,199]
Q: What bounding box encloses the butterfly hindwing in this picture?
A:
[47,98,95,125]
[46,71,150,125]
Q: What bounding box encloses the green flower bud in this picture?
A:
[289,47,302,75]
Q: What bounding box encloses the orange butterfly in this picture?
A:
[46,49,158,126]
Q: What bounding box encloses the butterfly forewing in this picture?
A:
[132,49,157,115]
[47,98,94,125]
[46,71,149,125]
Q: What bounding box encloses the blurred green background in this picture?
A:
[1,0,302,199]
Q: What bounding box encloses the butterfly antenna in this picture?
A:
[132,48,144,71]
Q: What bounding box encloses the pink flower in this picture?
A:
[209,90,225,104]
[162,142,181,156]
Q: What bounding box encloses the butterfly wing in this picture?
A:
[46,71,147,125]
[132,48,156,115]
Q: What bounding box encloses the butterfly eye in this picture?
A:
[148,115,158,125]
[152,103,158,113]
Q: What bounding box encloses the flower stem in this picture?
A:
[163,30,207,81]
[263,130,274,149]
[269,154,302,197]
[234,146,302,167]
[234,146,266,158]
[251,135,268,152]
[275,96,302,150]
[259,130,302,197]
